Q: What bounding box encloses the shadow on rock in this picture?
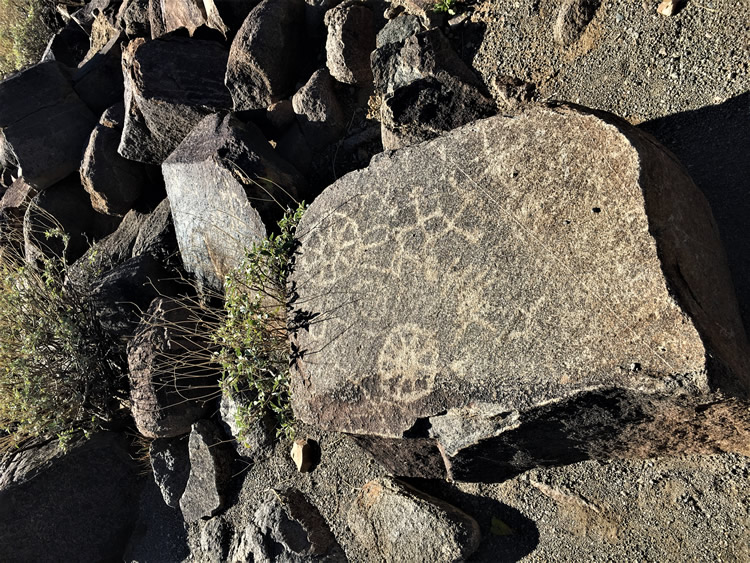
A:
[639,91,750,334]
[400,478,540,562]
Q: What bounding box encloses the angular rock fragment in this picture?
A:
[0,62,97,189]
[289,104,750,480]
[150,436,191,508]
[292,68,346,149]
[347,478,481,562]
[0,178,37,231]
[657,0,684,17]
[81,104,155,216]
[119,37,232,164]
[40,20,90,67]
[229,488,341,561]
[291,438,314,472]
[148,0,229,38]
[324,1,376,85]
[162,112,303,290]
[180,420,232,522]
[388,0,444,28]
[219,391,275,459]
[128,297,219,438]
[376,12,422,48]
[371,28,495,149]
[116,0,151,37]
[73,32,125,116]
[553,0,601,46]
[225,0,306,110]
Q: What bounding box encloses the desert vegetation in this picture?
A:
[0,0,54,78]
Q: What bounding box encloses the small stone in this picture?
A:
[657,0,682,16]
[291,438,313,472]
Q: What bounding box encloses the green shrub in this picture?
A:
[0,221,126,452]
[214,203,306,441]
[433,0,458,15]
[0,0,53,79]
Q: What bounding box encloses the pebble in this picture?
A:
[291,438,314,472]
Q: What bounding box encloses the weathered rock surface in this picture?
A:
[347,477,481,562]
[375,12,422,48]
[371,28,496,149]
[225,0,306,111]
[0,62,97,189]
[128,297,219,438]
[119,37,232,164]
[149,0,229,38]
[117,0,151,37]
[0,177,36,230]
[324,1,376,86]
[41,20,90,67]
[73,32,126,116]
[219,390,275,459]
[289,104,750,479]
[292,68,346,149]
[180,420,232,522]
[229,488,342,562]
[81,103,155,216]
[150,435,191,508]
[163,112,302,290]
[554,0,601,47]
[0,433,141,562]
[387,0,443,28]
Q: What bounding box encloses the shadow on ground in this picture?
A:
[640,91,750,334]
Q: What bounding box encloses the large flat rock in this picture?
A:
[289,104,750,479]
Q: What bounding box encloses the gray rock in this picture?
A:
[289,104,750,479]
[148,0,229,38]
[225,0,306,111]
[81,103,153,216]
[292,68,347,149]
[163,112,302,290]
[198,517,228,563]
[180,420,233,522]
[347,477,481,562]
[0,433,142,562]
[128,297,219,438]
[554,0,601,46]
[371,28,496,149]
[375,12,422,47]
[387,0,444,28]
[324,2,376,85]
[23,174,119,265]
[119,37,232,164]
[230,488,341,562]
[0,61,97,190]
[73,32,125,117]
[219,390,275,459]
[150,436,191,508]
[0,177,37,230]
[116,0,151,37]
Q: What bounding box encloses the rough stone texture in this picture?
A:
[83,11,121,64]
[375,12,422,48]
[73,32,125,117]
[23,174,119,265]
[347,477,481,562]
[162,112,302,290]
[81,103,153,216]
[148,0,229,38]
[180,420,233,522]
[0,61,97,190]
[225,0,306,111]
[371,28,496,149]
[553,0,601,46]
[219,390,275,459]
[116,0,151,37]
[0,177,37,230]
[119,37,232,164]
[387,0,443,28]
[324,2,376,86]
[289,105,750,478]
[150,435,191,508]
[0,433,142,562]
[128,297,219,438]
[292,68,346,149]
[229,488,342,562]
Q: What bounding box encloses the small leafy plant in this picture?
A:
[434,0,458,16]
[0,220,126,452]
[214,203,306,441]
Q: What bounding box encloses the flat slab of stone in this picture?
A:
[289,104,750,478]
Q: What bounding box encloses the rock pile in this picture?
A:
[0,0,748,561]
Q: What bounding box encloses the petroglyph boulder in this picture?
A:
[289,104,750,480]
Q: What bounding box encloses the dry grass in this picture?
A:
[0,0,54,79]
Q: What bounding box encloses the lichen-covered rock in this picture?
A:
[225,0,306,110]
[347,478,481,562]
[289,104,750,479]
